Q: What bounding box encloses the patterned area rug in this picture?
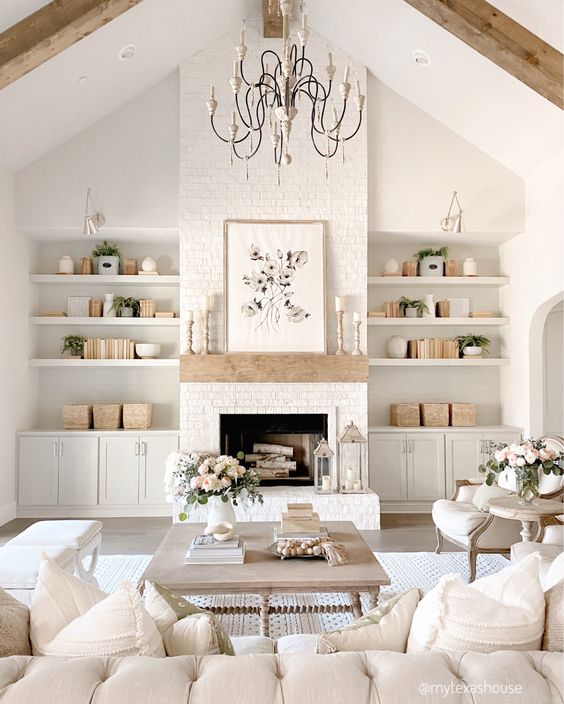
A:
[95,551,509,638]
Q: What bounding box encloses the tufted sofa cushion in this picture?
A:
[0,651,561,703]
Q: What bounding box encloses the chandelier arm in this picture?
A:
[239,60,253,88]
[210,115,230,143]
[309,124,330,158]
[236,92,253,130]
[232,127,264,161]
[253,88,272,130]
[342,110,364,141]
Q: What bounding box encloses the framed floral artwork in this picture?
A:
[224,220,326,353]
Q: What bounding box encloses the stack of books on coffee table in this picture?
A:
[185,534,245,565]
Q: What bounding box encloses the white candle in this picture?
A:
[321,475,331,491]
[332,103,338,123]
[209,83,215,100]
[353,311,361,322]
[231,110,237,124]
[344,480,354,491]
[200,295,211,311]
[273,120,279,136]
[186,310,194,322]
[328,51,334,68]
[354,78,361,96]
[335,296,344,312]
[302,12,308,29]
[233,60,240,78]
[346,467,355,482]
[240,20,246,45]
[353,480,362,491]
[343,64,350,83]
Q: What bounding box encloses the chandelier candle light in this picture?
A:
[335,296,345,355]
[206,2,365,181]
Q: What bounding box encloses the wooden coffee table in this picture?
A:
[139,521,390,636]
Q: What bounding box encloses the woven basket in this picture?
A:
[93,404,122,430]
[63,404,92,430]
[402,260,418,277]
[123,258,138,275]
[450,403,477,427]
[390,403,420,427]
[420,403,449,427]
[123,403,152,429]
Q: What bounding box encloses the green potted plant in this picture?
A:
[457,333,490,357]
[91,240,121,275]
[415,247,448,277]
[399,296,429,318]
[111,296,140,317]
[61,335,86,358]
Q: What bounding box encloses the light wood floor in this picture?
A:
[0,514,457,554]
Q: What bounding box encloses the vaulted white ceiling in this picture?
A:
[0,0,561,175]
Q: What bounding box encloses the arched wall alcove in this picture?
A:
[529,290,564,437]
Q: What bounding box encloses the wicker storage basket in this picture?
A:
[420,403,449,427]
[390,403,420,427]
[93,404,122,430]
[449,402,477,427]
[123,403,152,429]
[63,404,92,430]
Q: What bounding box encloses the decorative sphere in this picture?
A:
[141,256,157,272]
[282,153,292,165]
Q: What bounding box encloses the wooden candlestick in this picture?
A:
[352,320,362,355]
[336,310,345,355]
[201,311,210,355]
[186,319,195,355]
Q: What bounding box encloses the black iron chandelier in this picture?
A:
[206,1,365,180]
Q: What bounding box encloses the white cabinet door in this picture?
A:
[445,433,483,498]
[407,433,446,501]
[18,437,59,506]
[99,437,139,505]
[58,437,98,506]
[139,435,178,505]
[369,433,407,500]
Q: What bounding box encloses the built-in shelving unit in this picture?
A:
[368,276,509,287]
[367,317,509,326]
[30,317,180,327]
[29,358,180,368]
[368,358,510,367]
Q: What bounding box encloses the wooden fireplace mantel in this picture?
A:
[180,354,369,383]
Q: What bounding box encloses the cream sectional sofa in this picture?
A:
[0,650,562,703]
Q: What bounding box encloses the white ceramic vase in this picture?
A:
[58,255,74,274]
[463,258,478,276]
[103,293,116,317]
[206,494,236,531]
[405,308,418,318]
[463,346,482,357]
[422,294,435,318]
[387,335,408,359]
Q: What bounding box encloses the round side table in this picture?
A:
[488,495,563,542]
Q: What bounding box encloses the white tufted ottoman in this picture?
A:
[6,520,102,583]
[0,545,75,605]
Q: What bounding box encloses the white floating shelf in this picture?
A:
[30,317,179,327]
[368,358,510,367]
[368,230,521,246]
[367,276,509,287]
[367,317,509,326]
[29,359,180,368]
[22,227,180,243]
[29,275,180,285]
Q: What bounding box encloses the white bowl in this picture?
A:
[135,343,161,359]
[462,346,483,357]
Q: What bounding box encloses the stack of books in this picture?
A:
[185,534,245,565]
[83,338,136,359]
[407,338,459,359]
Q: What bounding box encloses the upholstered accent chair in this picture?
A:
[433,436,564,582]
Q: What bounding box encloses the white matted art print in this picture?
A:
[224,220,326,353]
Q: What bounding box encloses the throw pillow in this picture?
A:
[542,579,563,652]
[144,581,234,656]
[31,556,164,657]
[407,553,545,653]
[0,588,31,656]
[317,589,421,654]
[544,552,564,592]
[471,482,512,512]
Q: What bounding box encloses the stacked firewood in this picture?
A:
[245,443,296,479]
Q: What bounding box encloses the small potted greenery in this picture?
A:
[61,335,86,358]
[415,247,448,277]
[457,333,490,358]
[91,240,121,275]
[111,296,140,317]
[399,296,429,318]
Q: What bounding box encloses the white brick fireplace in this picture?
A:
[178,18,378,528]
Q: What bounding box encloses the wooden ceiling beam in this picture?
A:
[403,0,563,109]
[0,0,143,91]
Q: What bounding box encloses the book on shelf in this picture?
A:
[84,337,136,360]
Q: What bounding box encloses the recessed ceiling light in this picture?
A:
[413,49,431,66]
[118,44,136,61]
[77,76,88,86]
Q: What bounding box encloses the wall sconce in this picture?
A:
[440,190,464,233]
[83,187,105,236]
